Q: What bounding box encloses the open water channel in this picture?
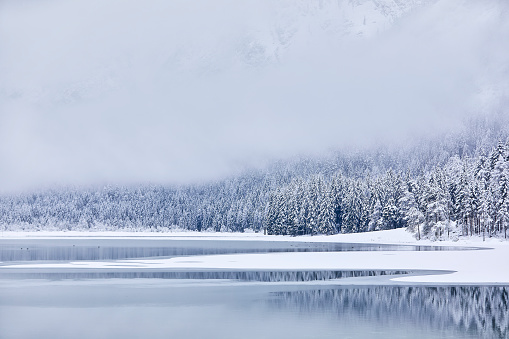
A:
[0,238,507,338]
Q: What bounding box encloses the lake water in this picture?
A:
[0,238,468,262]
[0,238,506,339]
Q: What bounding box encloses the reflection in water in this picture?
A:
[0,239,475,262]
[1,281,507,339]
[0,239,502,338]
[0,269,410,281]
[271,286,509,338]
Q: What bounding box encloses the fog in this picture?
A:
[1,0,508,192]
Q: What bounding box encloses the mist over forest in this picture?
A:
[1,0,509,239]
[2,116,509,240]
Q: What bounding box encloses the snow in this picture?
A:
[0,228,446,243]
[2,228,509,285]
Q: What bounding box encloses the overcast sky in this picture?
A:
[0,0,508,193]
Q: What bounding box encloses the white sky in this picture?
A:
[0,0,508,192]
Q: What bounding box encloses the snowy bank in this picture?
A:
[2,228,508,285]
[0,228,456,244]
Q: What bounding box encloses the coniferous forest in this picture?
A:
[1,118,509,241]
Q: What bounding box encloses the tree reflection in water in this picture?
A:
[271,286,509,338]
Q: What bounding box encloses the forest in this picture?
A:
[1,118,508,241]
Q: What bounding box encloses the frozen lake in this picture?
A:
[0,237,507,338]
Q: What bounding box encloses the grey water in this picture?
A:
[0,281,507,339]
[270,285,509,339]
[0,238,472,262]
[0,238,506,339]
[0,268,413,281]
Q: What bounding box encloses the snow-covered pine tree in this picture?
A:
[317,183,336,235]
[399,179,423,239]
[368,198,383,231]
[330,173,345,233]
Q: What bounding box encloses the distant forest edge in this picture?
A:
[1,117,509,240]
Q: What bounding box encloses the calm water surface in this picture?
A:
[0,238,506,339]
[0,281,507,339]
[0,238,470,262]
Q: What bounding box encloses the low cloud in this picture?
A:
[0,0,508,192]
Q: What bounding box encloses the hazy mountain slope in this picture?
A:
[0,0,508,193]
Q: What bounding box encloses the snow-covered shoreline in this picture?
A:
[0,227,496,244]
[2,228,508,285]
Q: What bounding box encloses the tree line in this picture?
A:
[1,122,509,240]
[266,140,509,240]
